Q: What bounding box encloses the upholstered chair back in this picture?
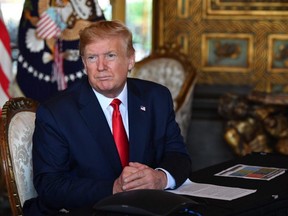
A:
[132,57,185,103]
[130,45,197,141]
[0,97,39,216]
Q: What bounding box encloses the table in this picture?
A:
[189,152,288,216]
[66,152,288,216]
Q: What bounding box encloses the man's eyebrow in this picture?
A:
[86,51,117,55]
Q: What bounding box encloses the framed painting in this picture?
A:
[203,0,288,19]
[201,33,253,73]
[268,34,288,73]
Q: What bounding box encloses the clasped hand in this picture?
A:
[113,162,167,194]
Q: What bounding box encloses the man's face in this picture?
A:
[82,37,135,98]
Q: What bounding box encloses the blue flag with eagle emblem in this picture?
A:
[16,0,105,102]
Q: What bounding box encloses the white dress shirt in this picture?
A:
[93,83,129,137]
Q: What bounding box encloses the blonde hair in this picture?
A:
[79,20,135,57]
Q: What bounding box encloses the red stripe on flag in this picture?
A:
[0,17,12,110]
[0,66,10,96]
[36,15,59,39]
[0,19,11,56]
[41,25,58,39]
[36,13,50,26]
[36,14,52,31]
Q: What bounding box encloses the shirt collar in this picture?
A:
[93,83,128,110]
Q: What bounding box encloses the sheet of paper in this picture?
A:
[215,164,286,181]
[169,179,256,201]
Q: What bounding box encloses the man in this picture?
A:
[24,20,191,215]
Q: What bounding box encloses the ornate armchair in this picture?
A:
[0,97,39,216]
[130,45,197,141]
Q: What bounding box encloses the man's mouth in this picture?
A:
[97,76,111,81]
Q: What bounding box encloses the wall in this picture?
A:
[153,0,288,93]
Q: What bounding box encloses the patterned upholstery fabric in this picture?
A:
[133,58,185,104]
[175,81,196,141]
[8,111,37,206]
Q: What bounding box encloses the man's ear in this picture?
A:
[82,57,87,71]
[128,53,135,71]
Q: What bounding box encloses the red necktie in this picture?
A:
[110,99,129,167]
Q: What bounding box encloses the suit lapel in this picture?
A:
[77,78,122,172]
[127,79,150,163]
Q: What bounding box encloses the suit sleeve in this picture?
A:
[32,104,114,212]
[154,86,192,188]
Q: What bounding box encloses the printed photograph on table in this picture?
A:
[215,164,286,181]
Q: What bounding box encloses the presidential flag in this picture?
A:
[0,6,12,113]
[16,0,105,103]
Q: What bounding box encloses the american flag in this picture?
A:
[0,7,12,114]
[36,8,63,40]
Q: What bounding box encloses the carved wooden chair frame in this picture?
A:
[0,97,39,216]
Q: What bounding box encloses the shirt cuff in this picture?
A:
[156,168,176,189]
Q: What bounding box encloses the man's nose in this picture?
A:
[96,56,107,70]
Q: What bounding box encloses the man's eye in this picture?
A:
[106,53,117,60]
[87,55,97,62]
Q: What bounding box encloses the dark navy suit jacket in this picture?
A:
[24,76,191,215]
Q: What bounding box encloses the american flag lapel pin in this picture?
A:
[140,106,146,111]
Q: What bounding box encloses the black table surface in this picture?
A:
[188,152,288,216]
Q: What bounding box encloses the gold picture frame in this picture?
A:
[201,33,253,73]
[203,0,288,20]
[268,34,288,73]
